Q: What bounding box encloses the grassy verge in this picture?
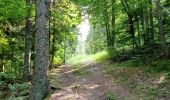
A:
[103,58,170,99]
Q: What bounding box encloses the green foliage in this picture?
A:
[106,91,116,100]
[0,72,17,84]
[91,51,109,62]
[0,0,26,21]
[0,82,30,100]
[107,48,121,58]
[8,96,26,100]
[8,84,16,94]
[147,59,170,73]
[7,83,30,99]
[86,25,107,54]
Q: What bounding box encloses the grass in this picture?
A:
[67,51,108,65]
[67,51,108,77]
[103,58,170,99]
[90,51,109,62]
[106,90,116,100]
[72,65,90,77]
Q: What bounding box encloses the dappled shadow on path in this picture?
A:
[49,62,139,100]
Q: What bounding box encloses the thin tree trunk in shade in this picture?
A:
[111,0,116,47]
[23,0,32,82]
[149,0,154,44]
[136,15,141,46]
[30,0,50,99]
[141,11,145,45]
[156,0,169,57]
[128,15,137,49]
[0,48,4,72]
[143,9,150,46]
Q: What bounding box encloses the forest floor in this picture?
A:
[49,59,139,100]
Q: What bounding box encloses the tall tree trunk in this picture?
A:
[104,8,111,47]
[156,0,169,57]
[136,15,141,46]
[111,0,116,47]
[121,0,137,49]
[0,64,3,72]
[143,10,150,46]
[128,15,137,49]
[0,59,2,72]
[49,1,56,69]
[0,47,4,72]
[30,0,50,99]
[149,0,154,44]
[63,31,66,64]
[141,11,145,45]
[23,0,32,82]
[50,33,56,68]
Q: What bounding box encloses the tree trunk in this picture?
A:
[0,46,4,72]
[0,65,3,72]
[50,32,57,68]
[111,0,116,47]
[143,10,150,46]
[156,0,169,57]
[49,1,56,69]
[30,0,50,99]
[149,0,154,44]
[104,8,111,47]
[23,0,32,82]
[128,15,137,49]
[136,15,141,46]
[0,56,2,72]
[63,31,66,64]
[141,11,145,45]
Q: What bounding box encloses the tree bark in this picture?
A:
[149,0,154,44]
[144,10,150,46]
[0,47,4,72]
[23,0,32,82]
[49,1,56,69]
[104,8,111,47]
[128,15,137,49]
[156,0,169,57]
[0,57,2,72]
[141,11,145,45]
[111,0,116,47]
[50,31,57,68]
[136,15,141,46]
[30,0,50,99]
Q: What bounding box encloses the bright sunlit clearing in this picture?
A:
[77,7,90,54]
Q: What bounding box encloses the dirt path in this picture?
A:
[50,61,139,100]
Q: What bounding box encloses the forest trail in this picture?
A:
[50,60,139,100]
